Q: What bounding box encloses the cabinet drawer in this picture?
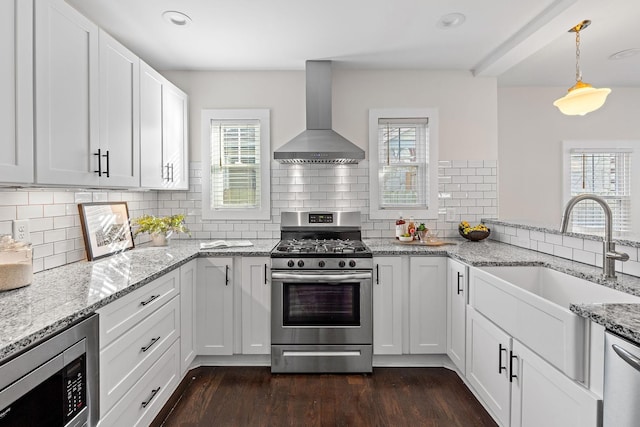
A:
[99,339,181,427]
[100,296,180,415]
[98,268,179,348]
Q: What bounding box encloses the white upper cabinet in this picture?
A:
[140,61,189,190]
[35,0,100,186]
[98,29,140,187]
[0,0,33,183]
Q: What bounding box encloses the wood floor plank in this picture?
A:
[160,367,497,427]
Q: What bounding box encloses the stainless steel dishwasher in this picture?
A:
[603,331,640,427]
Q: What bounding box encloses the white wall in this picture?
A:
[162,69,499,162]
[498,86,640,225]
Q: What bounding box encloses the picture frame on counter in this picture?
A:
[78,202,135,261]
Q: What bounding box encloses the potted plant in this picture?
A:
[131,214,191,246]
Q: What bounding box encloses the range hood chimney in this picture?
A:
[274,61,365,164]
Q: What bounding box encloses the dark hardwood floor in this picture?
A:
[159,367,497,427]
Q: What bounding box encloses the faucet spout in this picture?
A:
[560,194,627,280]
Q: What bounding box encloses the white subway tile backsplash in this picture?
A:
[562,236,583,250]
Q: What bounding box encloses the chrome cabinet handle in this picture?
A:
[141,336,160,353]
[457,272,464,295]
[141,387,161,408]
[509,351,518,382]
[140,295,159,307]
[170,163,174,182]
[612,344,640,372]
[94,149,102,176]
[498,344,507,374]
[164,163,170,181]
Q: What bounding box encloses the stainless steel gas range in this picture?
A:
[270,211,373,374]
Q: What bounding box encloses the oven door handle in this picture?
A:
[271,272,372,283]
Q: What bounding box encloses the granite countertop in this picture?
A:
[2,237,640,363]
[0,239,278,362]
[570,303,640,344]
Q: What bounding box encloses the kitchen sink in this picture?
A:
[479,266,640,306]
[469,265,640,382]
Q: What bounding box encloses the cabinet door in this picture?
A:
[447,258,468,373]
[140,61,165,188]
[196,258,233,355]
[98,29,140,187]
[0,0,33,183]
[241,257,270,355]
[35,0,100,186]
[180,260,197,373]
[510,340,600,427]
[162,82,189,190]
[409,257,446,354]
[466,306,511,427]
[373,257,403,355]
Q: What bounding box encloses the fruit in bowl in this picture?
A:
[398,234,414,242]
[458,221,490,241]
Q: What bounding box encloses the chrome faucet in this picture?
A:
[560,194,629,279]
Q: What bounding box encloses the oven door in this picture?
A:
[271,270,372,345]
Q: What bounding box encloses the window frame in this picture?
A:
[201,109,271,220]
[562,140,638,235]
[368,108,439,220]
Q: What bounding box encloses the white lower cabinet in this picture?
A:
[466,306,600,427]
[99,296,180,414]
[447,258,468,373]
[180,260,197,373]
[373,256,446,355]
[373,257,403,355]
[196,258,234,355]
[409,257,446,354]
[241,257,271,355]
[99,340,181,427]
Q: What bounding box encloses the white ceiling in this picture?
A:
[66,0,640,87]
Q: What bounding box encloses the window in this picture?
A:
[562,141,636,236]
[201,109,270,220]
[369,108,439,219]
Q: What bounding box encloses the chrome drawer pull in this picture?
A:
[141,336,160,353]
[140,295,160,307]
[141,387,161,408]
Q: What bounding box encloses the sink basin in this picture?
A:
[469,265,640,381]
[479,266,640,306]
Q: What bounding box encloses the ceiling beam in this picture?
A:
[473,0,581,77]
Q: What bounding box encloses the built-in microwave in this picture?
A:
[0,314,99,427]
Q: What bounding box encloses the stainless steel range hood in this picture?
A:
[274,61,365,164]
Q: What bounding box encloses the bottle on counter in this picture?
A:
[407,216,416,239]
[395,215,406,240]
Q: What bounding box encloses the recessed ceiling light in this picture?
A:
[608,48,640,60]
[162,10,192,27]
[437,13,466,29]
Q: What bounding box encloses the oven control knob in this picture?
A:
[349,260,356,268]
[338,260,346,268]
[298,260,305,268]
[318,260,326,268]
[287,260,295,268]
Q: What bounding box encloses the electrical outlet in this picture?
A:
[446,208,457,222]
[12,219,30,243]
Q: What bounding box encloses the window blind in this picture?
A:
[210,119,261,209]
[377,118,429,209]
[569,149,631,234]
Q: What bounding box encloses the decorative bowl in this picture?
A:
[459,228,490,241]
[398,236,414,242]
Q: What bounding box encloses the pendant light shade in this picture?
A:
[553,20,611,116]
[553,81,611,116]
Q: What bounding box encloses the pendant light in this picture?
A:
[553,20,611,116]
